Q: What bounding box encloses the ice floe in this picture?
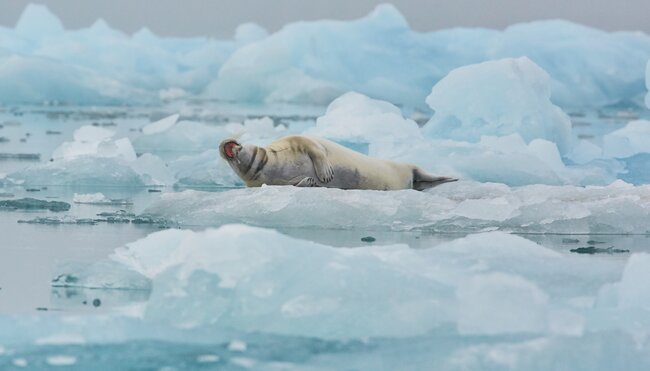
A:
[141,181,650,234]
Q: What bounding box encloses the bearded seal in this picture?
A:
[219,135,457,191]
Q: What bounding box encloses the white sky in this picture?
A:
[1,0,649,37]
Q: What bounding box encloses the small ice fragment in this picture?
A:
[73,193,107,203]
[228,340,247,352]
[230,357,255,368]
[196,354,220,363]
[35,334,85,345]
[73,193,132,206]
[73,125,114,142]
[46,355,77,366]
[13,358,27,367]
[142,114,179,135]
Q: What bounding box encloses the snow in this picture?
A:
[424,57,572,154]
[142,181,650,234]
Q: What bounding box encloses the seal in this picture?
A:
[219,135,457,191]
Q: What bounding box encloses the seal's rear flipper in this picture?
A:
[412,168,458,191]
[294,177,320,187]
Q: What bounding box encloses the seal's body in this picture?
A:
[220,135,456,191]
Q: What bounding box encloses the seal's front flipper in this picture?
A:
[294,177,319,187]
[413,168,458,191]
[305,141,334,183]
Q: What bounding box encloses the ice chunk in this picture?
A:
[602,120,650,158]
[73,193,108,204]
[52,261,151,291]
[142,181,650,234]
[457,273,549,335]
[141,114,180,135]
[569,140,603,165]
[616,254,650,309]
[8,157,145,187]
[424,57,572,154]
[129,153,175,186]
[73,125,114,142]
[53,125,137,162]
[14,4,64,39]
[309,92,422,149]
[72,193,132,205]
[0,197,70,212]
[170,149,244,188]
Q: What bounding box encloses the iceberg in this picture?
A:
[141,181,650,234]
[0,4,243,104]
[206,4,650,109]
[0,55,152,105]
[423,57,572,154]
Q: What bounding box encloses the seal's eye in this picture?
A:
[224,141,238,159]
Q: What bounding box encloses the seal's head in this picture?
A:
[219,138,242,161]
[219,138,262,180]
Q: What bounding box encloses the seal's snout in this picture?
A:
[219,139,241,160]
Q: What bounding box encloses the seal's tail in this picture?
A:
[413,168,458,191]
